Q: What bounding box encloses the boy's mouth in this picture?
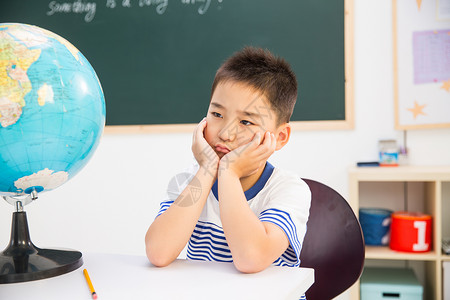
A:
[215,144,230,154]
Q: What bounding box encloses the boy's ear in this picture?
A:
[275,123,291,151]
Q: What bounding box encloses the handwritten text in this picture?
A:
[46,0,225,23]
[47,0,97,22]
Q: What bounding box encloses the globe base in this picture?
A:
[0,211,83,284]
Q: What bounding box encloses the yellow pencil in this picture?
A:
[83,269,98,299]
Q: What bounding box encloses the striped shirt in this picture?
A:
[157,162,311,268]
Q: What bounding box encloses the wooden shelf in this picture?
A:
[349,165,450,182]
[441,255,450,262]
[365,246,438,261]
[348,165,450,300]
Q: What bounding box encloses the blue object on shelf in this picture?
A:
[359,208,392,246]
[360,267,423,300]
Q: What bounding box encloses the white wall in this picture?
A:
[1,1,449,298]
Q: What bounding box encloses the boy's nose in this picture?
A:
[218,123,237,142]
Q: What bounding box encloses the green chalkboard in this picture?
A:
[0,0,350,128]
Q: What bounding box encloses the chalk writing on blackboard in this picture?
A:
[106,0,168,13]
[46,0,224,23]
[47,1,97,22]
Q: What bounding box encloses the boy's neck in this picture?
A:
[240,163,266,192]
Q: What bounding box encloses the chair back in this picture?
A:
[300,179,365,300]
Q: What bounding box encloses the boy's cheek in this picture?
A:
[261,132,274,145]
[203,127,215,146]
[236,135,255,148]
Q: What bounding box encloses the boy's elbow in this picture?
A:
[234,260,267,274]
[146,247,173,267]
[145,230,173,267]
[232,253,269,274]
[148,256,172,268]
[145,238,174,267]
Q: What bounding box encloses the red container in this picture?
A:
[389,211,432,252]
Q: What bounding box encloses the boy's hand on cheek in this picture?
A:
[220,131,276,178]
[192,118,219,178]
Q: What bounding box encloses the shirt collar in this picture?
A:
[211,162,274,201]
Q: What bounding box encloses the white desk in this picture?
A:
[0,253,314,300]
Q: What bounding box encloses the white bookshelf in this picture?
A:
[348,166,450,300]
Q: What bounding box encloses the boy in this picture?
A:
[145,47,311,275]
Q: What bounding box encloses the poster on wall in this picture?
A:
[393,0,450,129]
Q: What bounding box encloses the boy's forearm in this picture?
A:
[145,167,215,267]
[218,170,288,273]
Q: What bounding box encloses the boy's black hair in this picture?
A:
[211,47,297,125]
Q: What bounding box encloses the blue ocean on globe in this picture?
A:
[0,23,105,196]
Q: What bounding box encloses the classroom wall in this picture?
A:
[1,1,449,299]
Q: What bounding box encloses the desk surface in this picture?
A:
[0,253,314,300]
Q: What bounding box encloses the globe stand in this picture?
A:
[0,196,83,284]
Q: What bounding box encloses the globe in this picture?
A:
[0,23,105,197]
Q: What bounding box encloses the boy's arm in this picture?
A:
[145,119,218,267]
[218,132,290,273]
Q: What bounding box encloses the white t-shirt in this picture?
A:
[156,162,311,267]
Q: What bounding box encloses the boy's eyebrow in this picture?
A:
[238,109,261,119]
[210,102,224,109]
[210,102,262,119]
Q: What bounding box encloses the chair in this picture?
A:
[299,179,365,300]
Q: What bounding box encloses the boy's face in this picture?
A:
[205,81,281,159]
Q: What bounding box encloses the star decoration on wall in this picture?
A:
[416,0,422,10]
[407,101,427,119]
[441,79,450,92]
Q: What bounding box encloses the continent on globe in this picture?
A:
[0,28,41,127]
[0,96,22,127]
[0,23,106,197]
[14,168,69,194]
[37,83,54,106]
[5,23,83,62]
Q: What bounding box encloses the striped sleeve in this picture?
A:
[259,208,303,267]
[156,200,174,217]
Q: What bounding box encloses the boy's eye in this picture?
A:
[211,112,223,118]
[240,120,254,126]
